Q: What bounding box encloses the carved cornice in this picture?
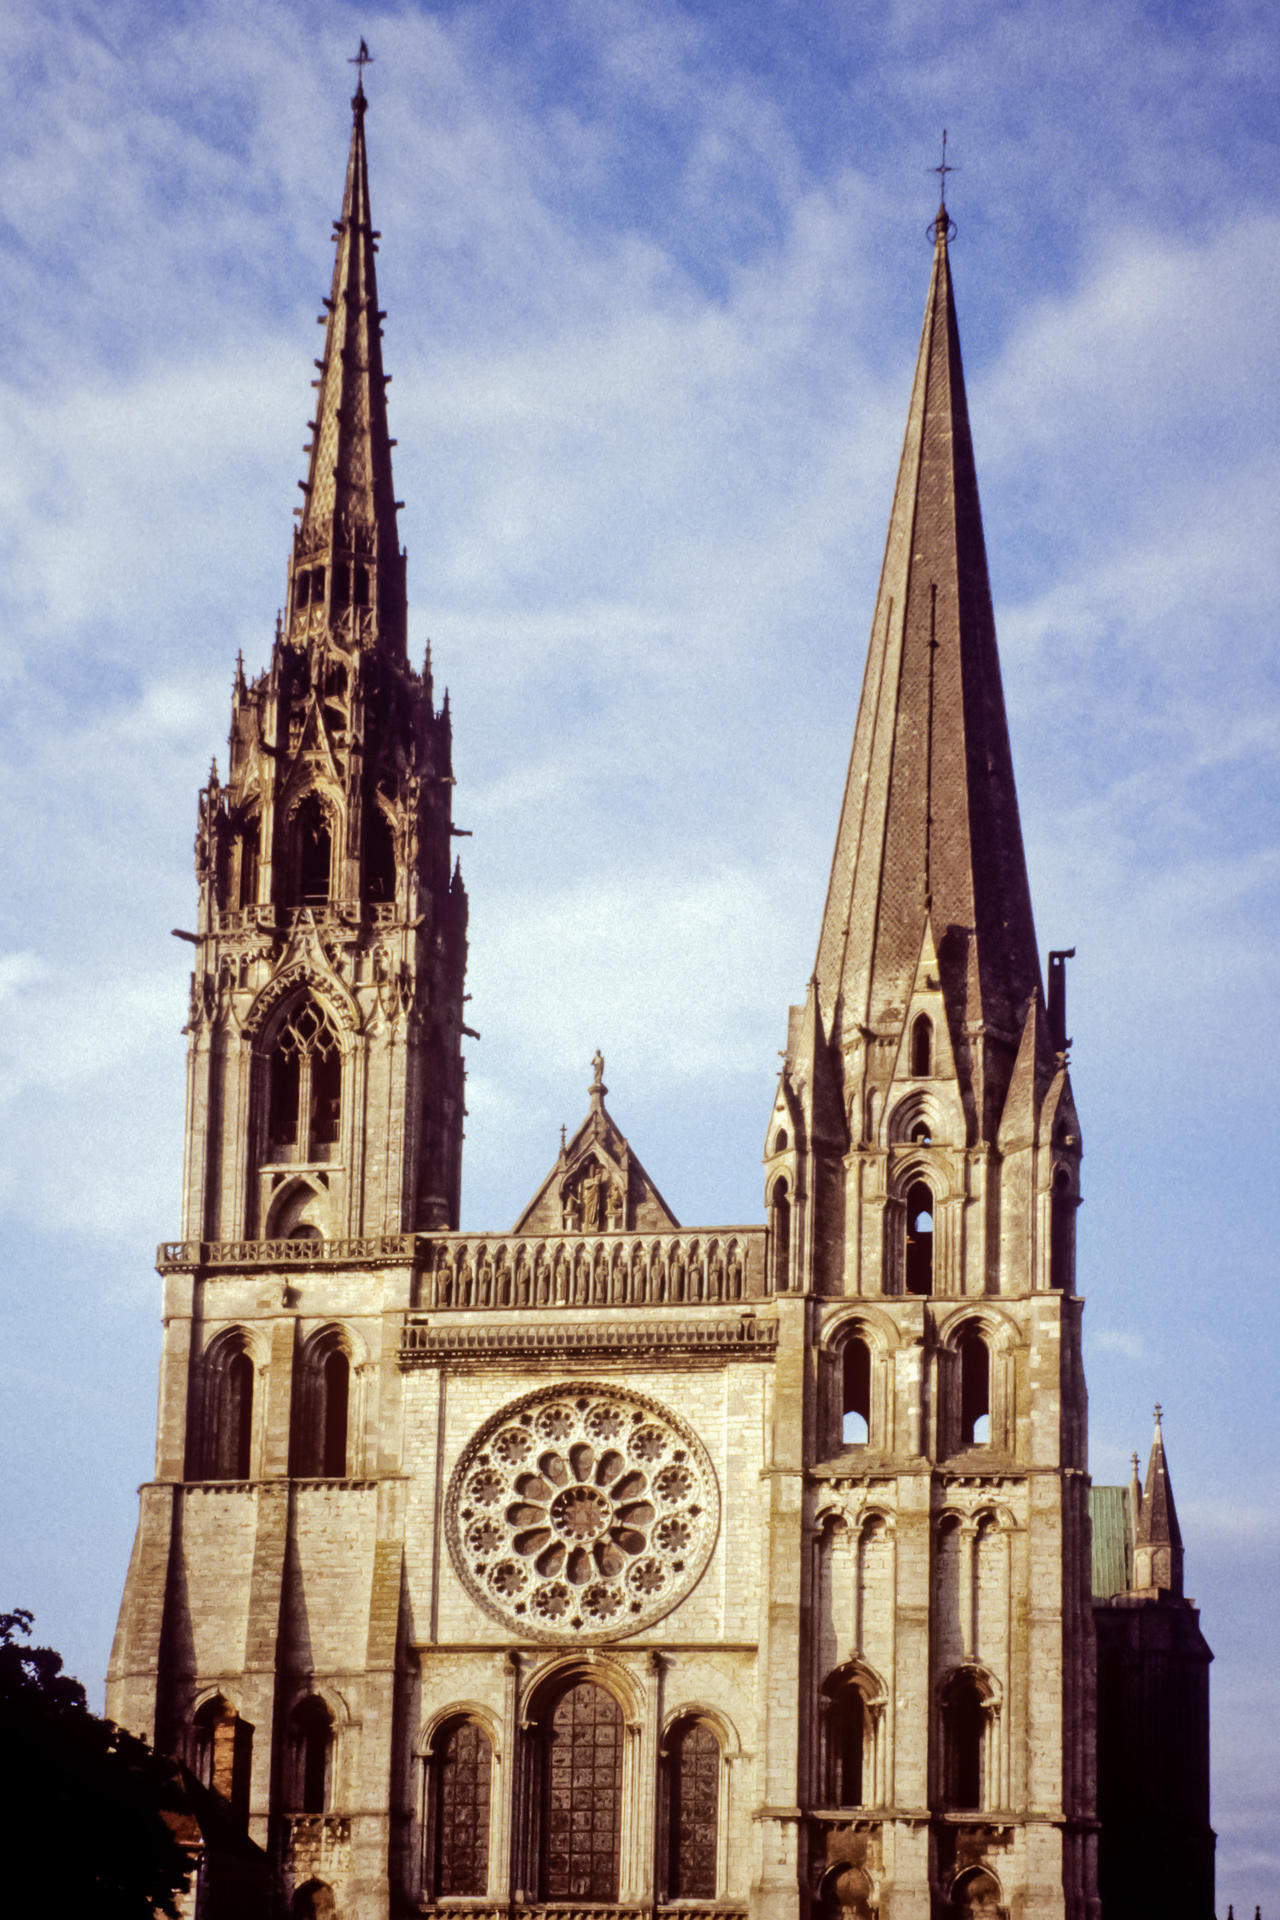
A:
[400,1313,778,1369]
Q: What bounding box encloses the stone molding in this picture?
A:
[400,1314,777,1368]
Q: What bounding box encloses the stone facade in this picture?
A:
[108,84,1210,1920]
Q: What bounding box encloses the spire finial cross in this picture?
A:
[349,38,373,101]
[1154,1402,1163,1428]
[927,131,958,245]
[933,129,955,205]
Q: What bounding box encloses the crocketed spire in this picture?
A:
[289,75,406,657]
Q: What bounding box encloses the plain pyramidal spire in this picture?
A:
[814,187,1041,1130]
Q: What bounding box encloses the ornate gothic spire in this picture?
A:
[288,74,406,658]
[814,212,1041,1127]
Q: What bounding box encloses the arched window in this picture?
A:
[822,1671,876,1808]
[425,1718,491,1898]
[266,1000,343,1163]
[911,1013,933,1077]
[291,1335,352,1479]
[539,1681,622,1900]
[366,805,396,905]
[774,1128,788,1152]
[1049,1168,1073,1290]
[842,1336,871,1445]
[905,1181,934,1294]
[321,1350,350,1476]
[193,1696,252,1818]
[294,793,333,905]
[952,1867,1003,1915]
[959,1330,991,1446]
[665,1719,719,1899]
[941,1669,988,1809]
[292,1881,335,1920]
[772,1179,791,1291]
[203,1340,254,1480]
[288,1696,333,1814]
[237,816,260,910]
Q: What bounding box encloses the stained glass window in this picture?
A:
[543,1682,622,1900]
[667,1719,719,1898]
[435,1720,491,1896]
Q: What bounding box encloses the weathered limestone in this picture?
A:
[107,85,1214,1920]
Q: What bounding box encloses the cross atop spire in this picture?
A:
[929,129,958,242]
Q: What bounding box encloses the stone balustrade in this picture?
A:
[415,1228,768,1310]
[156,1225,772,1303]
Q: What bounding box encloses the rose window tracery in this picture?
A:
[446,1385,720,1642]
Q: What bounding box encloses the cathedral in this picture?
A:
[108,80,1214,1920]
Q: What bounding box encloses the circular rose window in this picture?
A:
[445,1384,720,1642]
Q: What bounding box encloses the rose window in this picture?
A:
[446,1385,720,1642]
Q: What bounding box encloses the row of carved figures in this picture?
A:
[418,1236,760,1310]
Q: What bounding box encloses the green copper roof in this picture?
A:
[1090,1484,1133,1599]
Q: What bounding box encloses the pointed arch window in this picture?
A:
[294,793,333,905]
[366,804,396,905]
[820,1669,880,1808]
[842,1335,871,1445]
[201,1337,255,1480]
[424,1718,491,1898]
[1050,1167,1074,1291]
[267,1000,343,1163]
[958,1329,991,1446]
[237,816,260,910]
[193,1696,252,1819]
[664,1718,719,1898]
[905,1181,934,1294]
[772,1178,791,1291]
[291,1336,352,1479]
[537,1681,622,1900]
[941,1669,990,1810]
[288,1697,334,1814]
[911,1013,933,1077]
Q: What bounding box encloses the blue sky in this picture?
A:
[0,0,1276,1906]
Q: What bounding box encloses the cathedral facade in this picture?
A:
[108,84,1212,1920]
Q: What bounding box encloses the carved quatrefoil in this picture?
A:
[445,1384,720,1642]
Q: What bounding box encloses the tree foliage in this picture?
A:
[0,1610,192,1919]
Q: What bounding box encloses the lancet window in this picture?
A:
[237,816,260,910]
[664,1718,720,1898]
[293,792,334,905]
[905,1181,934,1294]
[842,1335,871,1445]
[821,1670,878,1808]
[290,1334,352,1479]
[200,1335,255,1480]
[958,1329,991,1446]
[266,1000,343,1163]
[366,804,396,905]
[772,1179,791,1291]
[193,1696,252,1818]
[941,1669,991,1810]
[536,1681,623,1900]
[425,1718,492,1898]
[287,1696,334,1814]
[911,1013,933,1077]
[1049,1167,1073,1290]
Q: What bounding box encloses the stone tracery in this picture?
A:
[447,1384,719,1642]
